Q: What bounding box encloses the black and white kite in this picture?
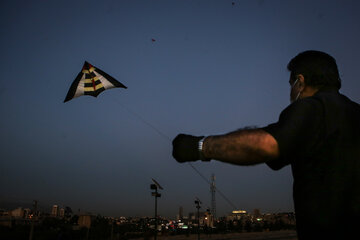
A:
[64,61,127,102]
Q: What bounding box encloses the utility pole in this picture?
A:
[195,198,202,240]
[110,219,114,240]
[29,200,37,240]
[151,179,163,240]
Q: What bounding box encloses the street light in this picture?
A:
[151,179,163,240]
[194,198,202,240]
[29,200,37,240]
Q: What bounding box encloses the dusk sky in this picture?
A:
[1,0,360,218]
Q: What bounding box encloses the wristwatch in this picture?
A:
[198,137,210,161]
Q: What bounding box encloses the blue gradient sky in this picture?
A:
[1,0,360,218]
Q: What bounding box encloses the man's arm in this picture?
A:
[202,129,279,165]
[172,129,279,165]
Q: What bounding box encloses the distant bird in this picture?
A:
[232,2,235,5]
[151,38,156,42]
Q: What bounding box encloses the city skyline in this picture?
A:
[1,197,285,219]
[1,201,297,240]
[2,201,294,220]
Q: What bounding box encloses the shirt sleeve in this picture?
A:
[262,97,324,170]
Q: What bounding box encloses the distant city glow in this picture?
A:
[232,210,247,214]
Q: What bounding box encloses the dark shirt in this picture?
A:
[263,90,360,239]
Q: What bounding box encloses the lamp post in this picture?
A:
[151,179,163,240]
[194,198,202,240]
[29,200,37,240]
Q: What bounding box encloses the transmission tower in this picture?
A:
[210,174,216,219]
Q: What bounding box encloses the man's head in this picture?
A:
[288,50,341,102]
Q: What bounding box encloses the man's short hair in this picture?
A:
[287,50,341,90]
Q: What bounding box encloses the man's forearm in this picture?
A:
[202,129,279,165]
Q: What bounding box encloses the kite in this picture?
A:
[64,61,127,102]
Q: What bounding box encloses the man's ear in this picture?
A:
[296,74,305,91]
[296,74,320,97]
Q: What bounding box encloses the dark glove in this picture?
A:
[172,134,205,163]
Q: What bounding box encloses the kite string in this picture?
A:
[117,102,172,142]
[113,96,238,210]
